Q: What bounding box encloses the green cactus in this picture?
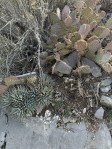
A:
[105,17,112,29]
[91,26,106,37]
[71,32,81,44]
[87,39,101,55]
[80,6,98,24]
[1,73,55,119]
[1,84,39,119]
[74,39,88,55]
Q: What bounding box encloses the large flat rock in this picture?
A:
[0,112,112,149]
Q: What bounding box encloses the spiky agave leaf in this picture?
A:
[37,73,55,105]
[39,73,55,86]
[1,84,39,119]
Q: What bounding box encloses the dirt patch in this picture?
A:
[38,73,102,131]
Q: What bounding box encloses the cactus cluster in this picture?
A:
[40,0,112,75]
[1,0,112,119]
[1,84,38,119]
[1,73,55,119]
[37,73,55,105]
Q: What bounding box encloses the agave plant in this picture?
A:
[37,73,55,105]
[1,84,39,119]
[1,73,55,119]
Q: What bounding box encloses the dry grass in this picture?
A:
[0,0,49,77]
[0,0,83,77]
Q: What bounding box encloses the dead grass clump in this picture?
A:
[0,0,49,77]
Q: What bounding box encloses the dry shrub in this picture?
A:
[0,0,83,77]
[0,0,48,76]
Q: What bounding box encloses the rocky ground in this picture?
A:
[1,0,112,148]
[0,109,112,149]
[0,72,112,149]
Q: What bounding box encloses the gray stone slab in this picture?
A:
[95,123,112,149]
[81,57,102,77]
[0,113,111,149]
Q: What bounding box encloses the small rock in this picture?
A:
[54,61,72,75]
[101,77,112,86]
[63,51,78,68]
[95,107,104,120]
[100,95,112,108]
[92,67,102,78]
[44,110,52,122]
[81,57,102,77]
[100,85,111,93]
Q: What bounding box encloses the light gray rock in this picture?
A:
[81,57,102,77]
[92,67,102,78]
[84,123,112,149]
[95,107,104,120]
[0,109,112,149]
[101,77,112,87]
[100,85,111,93]
[54,52,78,75]
[100,95,112,108]
[95,123,112,149]
[54,61,72,75]
[63,51,78,68]
[6,118,112,149]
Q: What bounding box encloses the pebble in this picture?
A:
[63,51,78,68]
[54,61,72,75]
[81,57,102,77]
[100,85,111,93]
[95,107,104,120]
[100,77,112,87]
[100,95,112,108]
